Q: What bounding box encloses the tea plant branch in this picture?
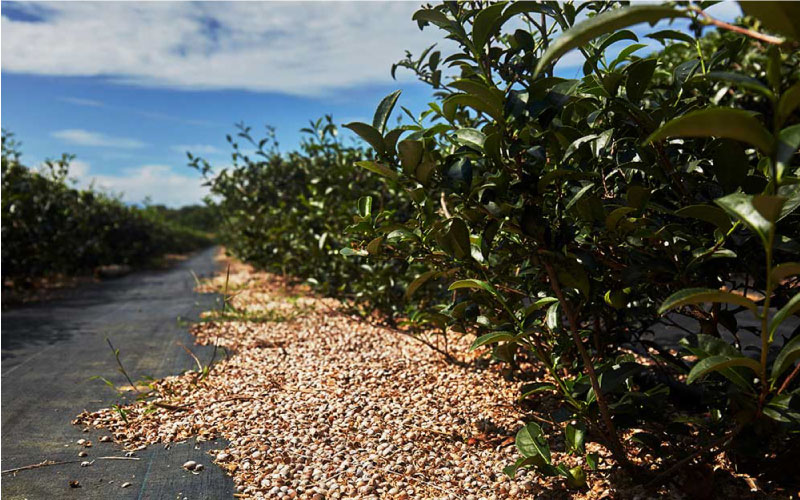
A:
[777,361,800,395]
[540,257,632,470]
[646,423,743,489]
[691,7,785,46]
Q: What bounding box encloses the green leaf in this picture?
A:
[585,453,599,471]
[646,29,695,45]
[470,331,515,351]
[686,355,761,384]
[645,108,775,155]
[397,139,424,174]
[523,297,559,319]
[449,278,499,297]
[546,302,561,331]
[658,288,759,315]
[739,2,800,40]
[565,466,587,489]
[675,204,732,232]
[776,124,800,181]
[768,293,800,343]
[715,193,775,248]
[472,2,507,51]
[446,218,471,259]
[344,122,386,155]
[533,5,689,77]
[453,128,486,150]
[703,72,774,100]
[339,247,367,257]
[565,421,586,454]
[355,160,399,181]
[372,90,402,135]
[503,455,545,479]
[771,334,800,380]
[516,422,551,464]
[625,58,657,103]
[366,236,383,255]
[605,206,636,230]
[357,196,372,218]
[412,8,451,27]
[406,270,439,299]
[776,82,800,127]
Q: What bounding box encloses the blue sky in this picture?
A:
[1,1,740,206]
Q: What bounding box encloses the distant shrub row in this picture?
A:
[1,132,214,285]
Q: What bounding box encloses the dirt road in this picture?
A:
[1,246,234,499]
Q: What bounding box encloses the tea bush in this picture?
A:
[1,132,214,284]
[198,0,800,487]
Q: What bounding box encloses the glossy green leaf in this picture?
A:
[354,160,399,181]
[686,355,761,384]
[344,122,386,155]
[473,2,507,51]
[675,204,732,232]
[658,288,759,315]
[516,422,551,463]
[453,128,487,150]
[397,139,424,174]
[768,293,800,342]
[776,82,800,127]
[776,124,800,180]
[534,5,689,77]
[771,334,800,380]
[645,108,775,155]
[405,270,439,300]
[565,421,586,454]
[703,71,774,99]
[372,90,402,135]
[357,196,372,219]
[625,58,657,103]
[470,331,515,351]
[715,193,774,248]
[646,28,695,45]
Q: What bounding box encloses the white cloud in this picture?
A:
[67,160,209,207]
[171,144,222,155]
[52,129,146,149]
[1,2,444,95]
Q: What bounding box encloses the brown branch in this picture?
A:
[2,460,81,475]
[693,8,785,46]
[778,361,800,395]
[541,256,632,471]
[646,424,742,489]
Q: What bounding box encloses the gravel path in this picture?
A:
[73,257,769,499]
[2,247,234,499]
[75,259,632,499]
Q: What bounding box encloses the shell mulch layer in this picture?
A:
[75,255,777,499]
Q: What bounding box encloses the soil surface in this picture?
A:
[1,246,234,499]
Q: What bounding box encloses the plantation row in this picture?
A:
[1,133,214,285]
[199,1,800,488]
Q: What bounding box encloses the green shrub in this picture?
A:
[194,0,800,486]
[1,132,213,284]
[345,0,800,484]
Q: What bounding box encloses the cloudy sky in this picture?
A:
[1,1,740,206]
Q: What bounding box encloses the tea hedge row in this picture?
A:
[200,0,800,488]
[1,133,214,284]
